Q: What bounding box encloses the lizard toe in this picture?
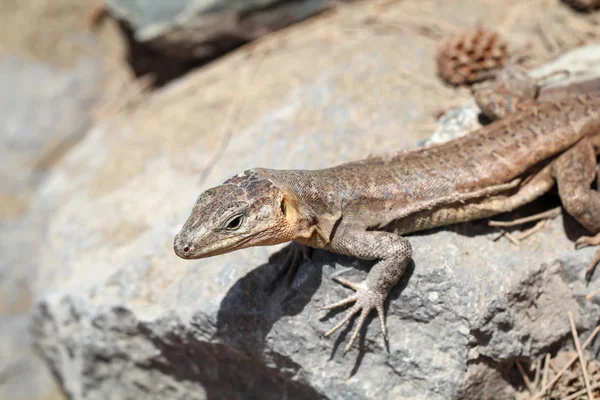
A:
[376,303,387,340]
[323,294,358,311]
[324,303,360,337]
[324,283,387,354]
[332,276,362,291]
[344,307,371,355]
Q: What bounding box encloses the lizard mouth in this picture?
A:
[173,234,246,259]
[174,227,270,260]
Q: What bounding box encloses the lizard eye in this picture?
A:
[225,215,244,230]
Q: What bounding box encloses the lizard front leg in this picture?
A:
[553,137,600,281]
[323,229,412,354]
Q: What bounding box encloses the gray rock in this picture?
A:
[33,209,600,399]
[0,53,100,211]
[108,0,333,60]
[0,53,101,400]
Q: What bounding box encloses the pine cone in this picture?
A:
[562,0,600,12]
[437,28,509,86]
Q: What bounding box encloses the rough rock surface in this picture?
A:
[107,0,333,60]
[0,3,102,398]
[0,59,101,399]
[34,222,600,399]
[7,0,600,399]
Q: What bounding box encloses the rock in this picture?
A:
[0,55,100,216]
[0,43,101,400]
[107,0,333,61]
[33,224,600,399]
[0,2,103,399]
[26,2,600,399]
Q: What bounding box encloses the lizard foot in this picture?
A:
[323,277,387,355]
[575,233,600,282]
[267,242,312,293]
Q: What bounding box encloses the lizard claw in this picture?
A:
[323,278,387,354]
[575,233,600,282]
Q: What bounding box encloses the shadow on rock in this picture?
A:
[117,22,246,87]
[214,244,326,355]
[137,324,323,400]
[215,243,414,376]
[328,260,415,377]
[216,242,414,376]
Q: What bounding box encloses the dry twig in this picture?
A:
[489,207,561,227]
[533,358,542,389]
[561,382,600,400]
[586,288,600,301]
[542,353,551,400]
[531,326,600,400]
[492,230,507,242]
[518,360,537,394]
[568,312,595,400]
[517,220,547,241]
[505,231,520,245]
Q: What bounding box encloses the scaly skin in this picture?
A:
[174,77,600,354]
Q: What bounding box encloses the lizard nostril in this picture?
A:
[183,246,190,253]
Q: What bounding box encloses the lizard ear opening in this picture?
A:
[280,194,299,222]
[280,197,288,217]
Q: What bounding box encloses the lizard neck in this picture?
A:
[254,168,341,249]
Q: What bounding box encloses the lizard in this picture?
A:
[173,72,600,354]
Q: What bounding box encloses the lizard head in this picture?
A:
[174,169,307,259]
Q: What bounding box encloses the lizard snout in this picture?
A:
[173,234,195,259]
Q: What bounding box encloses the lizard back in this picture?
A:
[312,94,600,230]
[259,93,599,235]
